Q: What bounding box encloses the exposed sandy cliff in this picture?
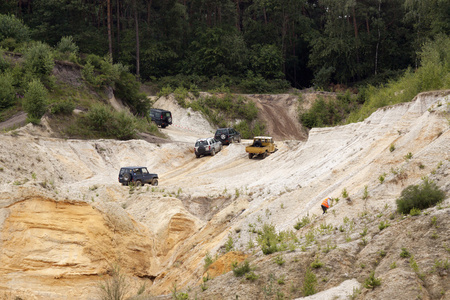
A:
[0,90,449,299]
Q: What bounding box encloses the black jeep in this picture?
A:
[118,166,158,186]
[150,108,172,128]
[214,128,241,145]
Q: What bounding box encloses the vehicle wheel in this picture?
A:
[211,148,216,156]
[238,136,241,143]
[135,180,142,186]
[152,179,158,186]
[196,154,200,158]
[263,151,268,159]
[248,153,253,159]
[123,173,131,182]
[161,124,166,128]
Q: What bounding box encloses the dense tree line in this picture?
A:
[1,0,449,89]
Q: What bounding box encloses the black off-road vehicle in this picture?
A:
[150,108,172,128]
[118,166,158,186]
[214,128,241,145]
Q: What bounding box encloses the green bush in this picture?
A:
[157,85,173,98]
[234,120,266,139]
[23,42,54,79]
[301,268,317,296]
[82,104,138,140]
[55,36,79,62]
[56,36,79,55]
[50,100,75,115]
[294,216,311,230]
[312,66,335,89]
[173,86,189,108]
[81,60,101,87]
[0,49,11,72]
[396,177,445,214]
[114,72,150,115]
[239,71,269,93]
[23,79,48,123]
[347,35,450,124]
[0,72,16,109]
[400,247,411,258]
[363,271,381,289]
[300,91,358,128]
[255,223,297,255]
[232,260,251,277]
[0,14,30,46]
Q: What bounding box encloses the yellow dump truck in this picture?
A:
[245,136,277,159]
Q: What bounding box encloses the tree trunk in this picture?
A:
[374,0,381,75]
[107,0,113,58]
[147,0,153,24]
[263,6,267,25]
[352,4,360,80]
[235,0,240,31]
[116,0,121,57]
[133,0,140,78]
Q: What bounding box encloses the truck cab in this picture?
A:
[245,136,277,159]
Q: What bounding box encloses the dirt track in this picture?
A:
[247,94,308,141]
[0,111,27,131]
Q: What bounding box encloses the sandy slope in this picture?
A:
[0,90,449,299]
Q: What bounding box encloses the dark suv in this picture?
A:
[150,109,172,128]
[214,128,241,145]
[118,166,158,186]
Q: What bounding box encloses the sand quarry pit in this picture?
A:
[0,91,449,299]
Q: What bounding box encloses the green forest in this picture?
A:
[0,0,449,138]
[2,0,449,89]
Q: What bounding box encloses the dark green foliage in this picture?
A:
[183,27,249,77]
[400,247,411,258]
[0,50,11,72]
[173,87,189,108]
[188,93,264,137]
[250,44,284,79]
[239,71,290,93]
[312,66,335,89]
[81,61,100,87]
[396,177,445,215]
[0,14,30,47]
[0,72,16,109]
[234,120,266,139]
[55,36,79,62]
[50,100,75,115]
[23,42,54,80]
[301,268,317,296]
[2,0,450,90]
[23,79,48,123]
[114,72,150,116]
[81,104,138,140]
[300,91,359,128]
[56,36,79,55]
[232,260,251,277]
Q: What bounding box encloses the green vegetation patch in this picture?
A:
[396,177,445,215]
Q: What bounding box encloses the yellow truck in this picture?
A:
[245,136,277,159]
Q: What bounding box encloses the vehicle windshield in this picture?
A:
[195,140,208,146]
[164,112,171,117]
[216,129,227,134]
